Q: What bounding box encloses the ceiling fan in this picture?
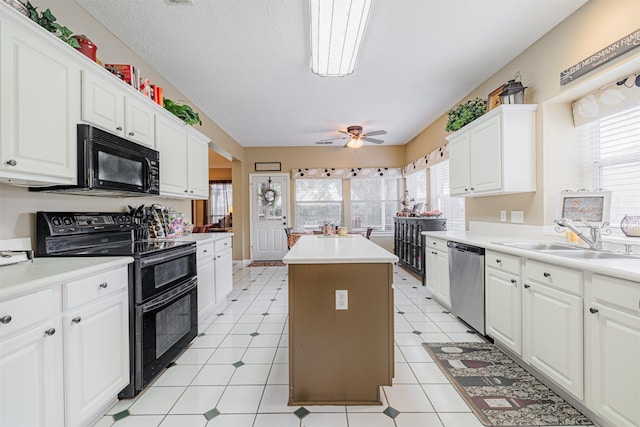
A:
[316,125,387,149]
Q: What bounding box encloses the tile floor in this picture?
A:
[94,264,567,427]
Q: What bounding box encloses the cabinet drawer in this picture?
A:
[426,237,448,252]
[0,288,54,338]
[526,260,582,295]
[486,250,521,275]
[63,267,128,310]
[592,274,640,314]
[214,237,232,252]
[197,241,215,262]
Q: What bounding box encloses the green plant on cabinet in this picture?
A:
[445,97,487,132]
[25,1,80,48]
[163,98,202,126]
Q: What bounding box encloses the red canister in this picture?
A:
[72,35,97,62]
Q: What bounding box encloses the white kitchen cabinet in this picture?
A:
[485,251,522,355]
[196,241,216,322]
[215,245,233,305]
[523,260,583,400]
[62,266,129,427]
[0,288,64,427]
[425,237,450,308]
[446,104,537,197]
[156,115,210,199]
[588,274,640,427]
[81,70,155,147]
[0,9,79,186]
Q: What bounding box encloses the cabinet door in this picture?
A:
[0,19,79,184]
[63,290,129,427]
[589,304,640,427]
[215,249,233,304]
[81,70,124,136]
[0,321,63,427]
[434,249,450,308]
[524,283,583,399]
[124,96,155,147]
[197,259,216,319]
[469,114,502,193]
[156,116,189,197]
[485,268,522,355]
[425,249,437,295]
[187,134,209,199]
[447,133,470,195]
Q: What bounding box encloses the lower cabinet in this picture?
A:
[523,260,584,401]
[588,274,640,427]
[425,237,450,308]
[62,266,130,427]
[0,288,63,426]
[215,247,233,304]
[197,241,216,322]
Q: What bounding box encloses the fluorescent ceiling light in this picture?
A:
[310,0,372,77]
[345,137,364,149]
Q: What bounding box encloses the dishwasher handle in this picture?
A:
[446,241,485,255]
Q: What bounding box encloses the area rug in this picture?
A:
[423,342,593,426]
[248,261,286,267]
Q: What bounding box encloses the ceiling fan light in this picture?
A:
[310,0,372,77]
[346,137,364,149]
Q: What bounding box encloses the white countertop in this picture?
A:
[283,235,399,264]
[422,230,640,283]
[167,232,234,244]
[0,257,134,301]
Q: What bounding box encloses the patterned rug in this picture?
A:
[248,261,286,267]
[423,343,593,426]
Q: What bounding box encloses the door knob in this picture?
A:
[589,307,599,314]
[44,328,56,336]
[510,279,517,284]
[116,126,123,131]
[72,317,81,324]
[0,315,12,324]
[524,284,530,289]
[129,131,135,136]
[543,272,551,278]
[5,159,17,166]
[99,282,108,289]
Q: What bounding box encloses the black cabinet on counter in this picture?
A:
[394,217,447,284]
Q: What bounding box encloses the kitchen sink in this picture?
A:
[496,242,576,251]
[539,249,640,260]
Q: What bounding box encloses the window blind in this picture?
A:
[405,169,427,205]
[583,105,640,231]
[429,160,465,232]
[295,179,343,229]
[351,178,401,231]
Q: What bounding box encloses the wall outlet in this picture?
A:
[335,290,348,310]
[500,210,507,222]
[511,211,524,224]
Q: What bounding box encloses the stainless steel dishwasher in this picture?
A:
[447,241,486,335]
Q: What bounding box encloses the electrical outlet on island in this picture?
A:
[336,290,348,310]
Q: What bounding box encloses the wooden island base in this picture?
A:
[287,262,394,405]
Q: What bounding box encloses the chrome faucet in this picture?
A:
[554,218,607,250]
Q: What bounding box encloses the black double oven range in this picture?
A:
[36,211,198,397]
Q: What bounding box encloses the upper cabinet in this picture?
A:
[0,10,80,186]
[446,105,537,197]
[81,70,155,148]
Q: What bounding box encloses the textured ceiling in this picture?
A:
[75,0,586,148]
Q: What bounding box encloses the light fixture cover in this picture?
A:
[310,0,372,77]
[346,137,364,149]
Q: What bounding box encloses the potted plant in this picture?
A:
[163,98,202,126]
[445,97,487,132]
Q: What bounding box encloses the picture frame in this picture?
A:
[255,162,281,172]
[487,85,504,111]
[557,191,611,226]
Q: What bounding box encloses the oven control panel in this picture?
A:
[37,212,133,236]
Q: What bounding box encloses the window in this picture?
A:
[209,182,232,225]
[405,169,427,206]
[429,160,465,231]
[295,179,342,230]
[351,178,402,231]
[584,105,640,232]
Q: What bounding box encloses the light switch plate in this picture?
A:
[500,210,507,222]
[511,211,524,224]
[336,290,348,310]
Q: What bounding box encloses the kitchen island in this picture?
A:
[282,235,398,405]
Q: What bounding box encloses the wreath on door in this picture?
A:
[260,177,279,205]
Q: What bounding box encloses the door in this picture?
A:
[485,268,522,355]
[447,133,470,195]
[250,174,289,260]
[215,249,233,304]
[156,116,189,197]
[124,96,155,147]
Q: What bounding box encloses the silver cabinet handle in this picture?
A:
[0,315,12,324]
[496,259,502,264]
[543,272,551,278]
[510,279,517,284]
[128,131,135,136]
[44,328,56,336]
[190,190,194,193]
[524,284,530,289]
[589,307,599,314]
[72,317,81,324]
[116,126,123,131]
[99,282,108,289]
[5,159,17,166]
[203,249,208,253]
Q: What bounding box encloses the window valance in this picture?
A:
[572,71,640,127]
[291,167,402,179]
[402,144,449,176]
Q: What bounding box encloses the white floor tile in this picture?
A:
[190,335,224,349]
[236,314,265,323]
[159,414,207,427]
[409,322,443,333]
[409,362,449,384]
[399,346,433,363]
[258,385,293,413]
[249,334,282,348]
[346,390,388,413]
[382,384,434,412]
[110,415,165,426]
[427,313,457,322]
[395,332,426,346]
[274,347,289,363]
[420,332,451,342]
[205,414,255,427]
[445,333,485,343]
[267,363,289,385]
[253,413,300,427]
[243,347,277,364]
[204,323,234,335]
[219,334,252,348]
[262,314,288,323]
[106,397,137,415]
[216,385,264,413]
[151,365,201,387]
[176,348,215,365]
[393,362,418,384]
[229,364,271,385]
[207,347,246,364]
[129,386,185,415]
[93,416,115,427]
[305,405,346,413]
[190,365,236,386]
[169,385,225,414]
[346,412,395,427]
[258,323,286,334]
[437,412,485,427]
[230,323,261,334]
[300,413,348,427]
[434,321,471,333]
[394,412,444,427]
[421,384,471,412]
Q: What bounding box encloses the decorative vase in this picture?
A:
[71,34,97,62]
[3,0,29,16]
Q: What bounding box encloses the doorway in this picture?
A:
[250,174,289,261]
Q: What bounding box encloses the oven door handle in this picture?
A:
[140,245,196,268]
[141,278,197,313]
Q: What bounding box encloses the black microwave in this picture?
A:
[31,124,160,196]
